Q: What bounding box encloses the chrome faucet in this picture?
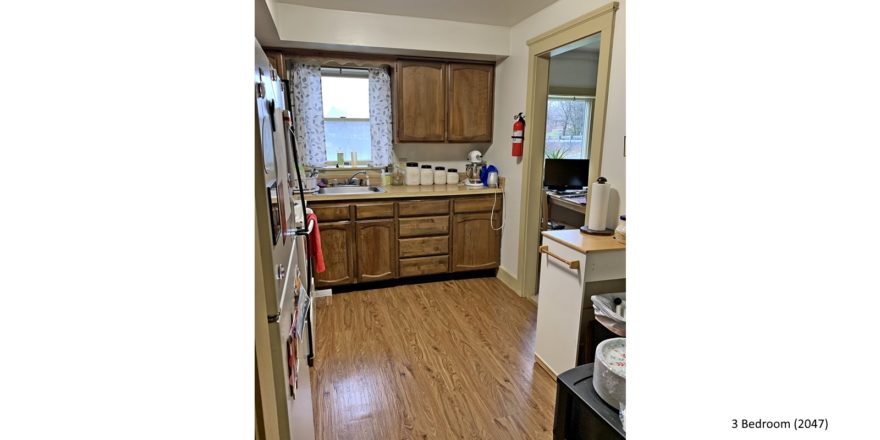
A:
[348,171,370,186]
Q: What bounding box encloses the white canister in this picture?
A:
[405,162,420,186]
[420,165,434,185]
[434,166,447,185]
[614,215,626,244]
[446,168,459,184]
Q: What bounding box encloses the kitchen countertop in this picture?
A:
[304,184,503,202]
[541,229,625,254]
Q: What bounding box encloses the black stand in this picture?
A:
[580,225,614,236]
[553,363,625,439]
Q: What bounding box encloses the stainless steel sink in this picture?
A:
[317,186,386,195]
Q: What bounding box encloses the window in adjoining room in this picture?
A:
[544,95,594,160]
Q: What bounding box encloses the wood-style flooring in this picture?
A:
[310,277,557,439]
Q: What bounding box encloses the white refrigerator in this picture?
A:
[255,39,315,440]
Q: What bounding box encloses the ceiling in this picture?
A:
[274,0,558,26]
[554,45,600,62]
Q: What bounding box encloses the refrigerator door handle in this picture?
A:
[268,313,280,323]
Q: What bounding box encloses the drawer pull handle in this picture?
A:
[539,245,580,270]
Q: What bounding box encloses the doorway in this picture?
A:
[540,34,601,231]
[517,3,619,300]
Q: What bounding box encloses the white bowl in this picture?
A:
[593,337,626,409]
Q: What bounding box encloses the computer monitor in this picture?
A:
[543,159,590,190]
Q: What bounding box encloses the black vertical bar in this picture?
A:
[287,91,315,365]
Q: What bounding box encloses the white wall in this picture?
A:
[484,0,626,277]
[270,3,509,59]
[393,143,489,172]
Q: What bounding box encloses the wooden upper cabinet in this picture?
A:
[264,50,285,78]
[447,63,494,143]
[395,61,446,142]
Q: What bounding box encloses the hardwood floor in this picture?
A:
[310,277,557,439]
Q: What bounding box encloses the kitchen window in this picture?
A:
[544,95,593,160]
[321,68,371,164]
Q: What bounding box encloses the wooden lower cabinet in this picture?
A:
[311,195,501,287]
[398,216,449,237]
[398,199,449,217]
[452,212,502,272]
[399,255,449,278]
[314,221,355,287]
[356,219,396,282]
[399,236,449,258]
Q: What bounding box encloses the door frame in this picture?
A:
[516,3,618,298]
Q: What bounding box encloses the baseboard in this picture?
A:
[496,266,522,296]
[313,288,332,298]
[328,270,496,294]
[534,353,557,379]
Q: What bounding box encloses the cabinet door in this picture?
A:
[447,63,494,142]
[356,219,396,282]
[315,221,355,288]
[534,239,587,377]
[395,60,446,142]
[264,51,285,78]
[451,212,501,272]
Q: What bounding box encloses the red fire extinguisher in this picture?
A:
[512,113,525,157]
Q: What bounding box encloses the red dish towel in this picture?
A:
[306,212,325,273]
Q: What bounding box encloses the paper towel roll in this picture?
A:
[588,180,610,231]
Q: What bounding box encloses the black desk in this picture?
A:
[543,191,587,230]
[554,363,625,440]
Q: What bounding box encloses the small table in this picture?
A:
[553,363,625,439]
[535,230,625,376]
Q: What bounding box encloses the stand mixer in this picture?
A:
[464,150,485,187]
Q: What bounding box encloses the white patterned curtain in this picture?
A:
[291,63,327,167]
[367,68,393,167]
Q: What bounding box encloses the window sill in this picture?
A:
[316,165,382,171]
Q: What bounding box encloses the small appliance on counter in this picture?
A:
[465,149,500,188]
[481,165,500,188]
[464,150,485,187]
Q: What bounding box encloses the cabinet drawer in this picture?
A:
[399,255,449,277]
[355,202,395,220]
[454,195,502,213]
[311,204,351,222]
[399,236,449,258]
[398,216,449,237]
[398,199,449,217]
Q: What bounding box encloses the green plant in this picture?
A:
[545,147,570,159]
